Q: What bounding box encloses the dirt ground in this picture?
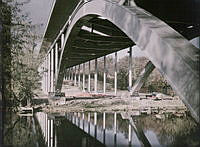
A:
[34,84,187,117]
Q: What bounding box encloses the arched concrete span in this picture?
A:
[50,0,199,122]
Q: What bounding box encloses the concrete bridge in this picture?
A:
[38,0,199,122]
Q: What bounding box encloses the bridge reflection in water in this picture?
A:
[35,112,159,147]
[35,112,199,147]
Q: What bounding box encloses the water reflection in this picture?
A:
[35,112,199,147]
[3,112,199,147]
[3,113,45,147]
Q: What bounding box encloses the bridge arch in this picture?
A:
[52,0,199,122]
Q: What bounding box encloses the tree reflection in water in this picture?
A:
[3,113,45,147]
[134,115,200,146]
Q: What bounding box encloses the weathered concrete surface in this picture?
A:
[42,0,199,122]
[55,0,199,122]
[131,61,155,94]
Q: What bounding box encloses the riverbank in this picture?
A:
[33,84,188,118]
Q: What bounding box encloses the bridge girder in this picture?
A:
[42,0,199,123]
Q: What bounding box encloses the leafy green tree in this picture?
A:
[1,0,43,110]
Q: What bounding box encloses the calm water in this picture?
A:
[3,112,200,147]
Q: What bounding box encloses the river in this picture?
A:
[3,111,200,147]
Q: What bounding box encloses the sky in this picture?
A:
[22,0,54,30]
[21,0,199,58]
[21,0,54,54]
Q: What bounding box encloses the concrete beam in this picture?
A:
[72,46,124,51]
[83,22,125,36]
[78,30,133,43]
[72,39,133,49]
[131,61,155,94]
[54,0,199,122]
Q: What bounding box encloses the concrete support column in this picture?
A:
[51,49,54,92]
[94,58,98,93]
[114,52,117,95]
[41,64,43,91]
[55,43,58,82]
[44,64,46,92]
[45,114,47,143]
[72,113,74,124]
[128,124,132,145]
[44,63,47,92]
[129,47,132,88]
[70,67,73,81]
[72,67,74,81]
[66,68,68,80]
[83,63,85,91]
[103,112,106,130]
[88,112,90,134]
[65,68,67,81]
[50,119,53,147]
[75,113,77,126]
[41,63,44,91]
[114,112,117,134]
[78,112,80,127]
[78,65,81,87]
[103,56,106,94]
[103,112,106,144]
[69,67,71,80]
[68,68,70,80]
[94,112,97,138]
[45,58,48,93]
[114,112,117,146]
[43,113,46,141]
[69,68,72,80]
[55,128,57,147]
[42,63,44,92]
[82,113,85,131]
[48,53,51,93]
[94,112,97,125]
[88,61,91,92]
[61,33,65,49]
[131,61,155,94]
[74,66,77,86]
[47,119,50,147]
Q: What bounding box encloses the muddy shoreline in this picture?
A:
[33,86,188,118]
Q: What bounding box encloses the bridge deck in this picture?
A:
[40,0,199,122]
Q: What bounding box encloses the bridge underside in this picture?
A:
[40,0,200,122]
[62,18,135,67]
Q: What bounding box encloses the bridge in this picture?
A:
[38,0,200,123]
